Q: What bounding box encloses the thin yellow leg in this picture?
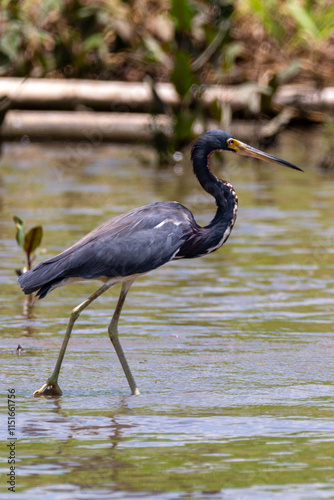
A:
[33,280,114,397]
[108,280,140,396]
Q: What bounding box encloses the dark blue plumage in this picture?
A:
[19,202,194,297]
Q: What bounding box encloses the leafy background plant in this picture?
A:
[13,216,44,274]
[2,0,333,83]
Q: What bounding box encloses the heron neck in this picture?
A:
[193,150,238,234]
[192,150,237,211]
[192,150,221,199]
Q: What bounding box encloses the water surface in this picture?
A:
[1,130,334,499]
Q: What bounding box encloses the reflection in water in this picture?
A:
[1,131,334,499]
[19,395,141,492]
[22,294,35,320]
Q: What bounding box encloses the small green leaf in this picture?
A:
[13,215,23,225]
[82,33,104,52]
[2,0,13,8]
[13,215,23,227]
[288,2,320,39]
[0,21,22,60]
[13,215,24,247]
[172,51,193,97]
[174,109,195,142]
[143,36,167,64]
[171,0,193,32]
[210,99,222,122]
[23,226,43,255]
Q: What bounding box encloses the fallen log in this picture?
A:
[1,78,333,116]
[1,110,170,142]
[0,78,255,113]
[0,79,164,112]
[1,110,267,142]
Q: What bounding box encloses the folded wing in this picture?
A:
[18,202,196,298]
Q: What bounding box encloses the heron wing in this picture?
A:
[63,202,193,278]
[18,202,196,296]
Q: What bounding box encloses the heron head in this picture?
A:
[193,130,303,172]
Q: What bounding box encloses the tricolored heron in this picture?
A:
[18,130,301,396]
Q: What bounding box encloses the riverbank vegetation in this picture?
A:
[2,0,333,86]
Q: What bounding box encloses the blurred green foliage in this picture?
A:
[240,0,334,44]
[2,0,333,80]
[0,0,240,82]
[0,0,238,157]
[0,0,238,80]
[1,0,110,77]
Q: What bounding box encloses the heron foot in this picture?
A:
[132,387,140,396]
[33,380,63,397]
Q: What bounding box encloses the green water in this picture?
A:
[1,129,334,499]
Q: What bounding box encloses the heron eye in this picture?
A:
[228,139,234,146]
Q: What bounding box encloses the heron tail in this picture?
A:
[18,260,68,299]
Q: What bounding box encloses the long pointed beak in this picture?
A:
[231,139,303,172]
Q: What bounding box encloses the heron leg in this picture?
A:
[33,280,114,397]
[108,279,140,396]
